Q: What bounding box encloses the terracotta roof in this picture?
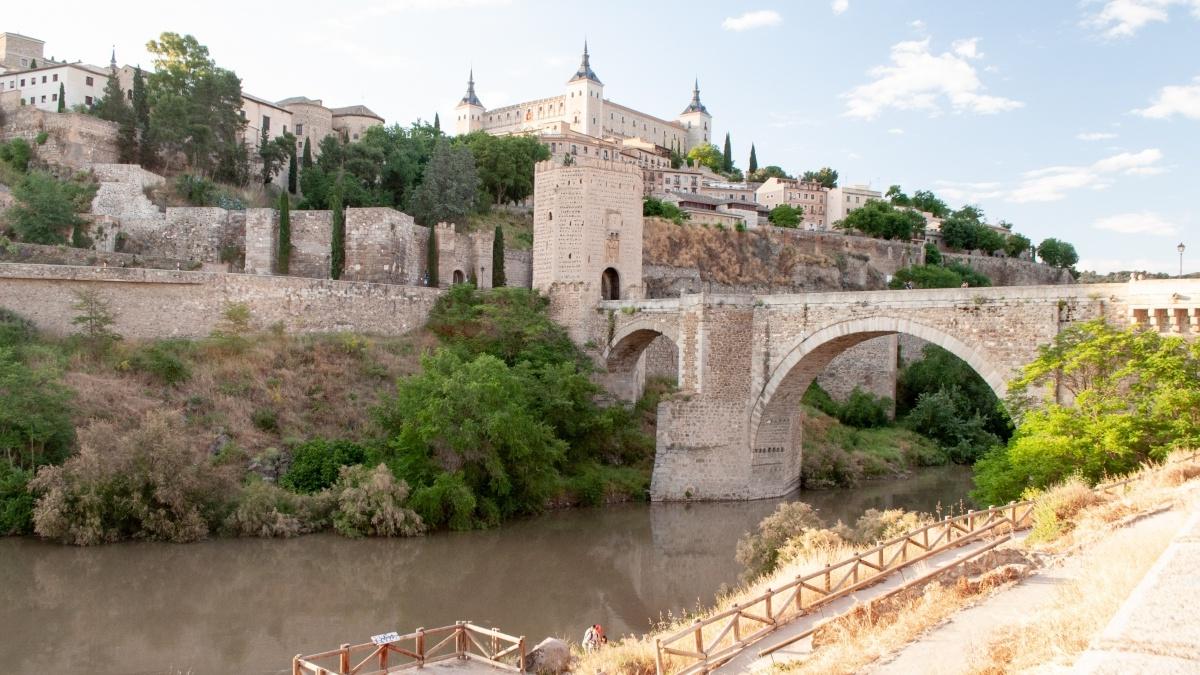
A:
[330,104,383,121]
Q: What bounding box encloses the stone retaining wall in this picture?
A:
[0,263,441,339]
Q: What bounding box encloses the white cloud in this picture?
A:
[722,10,782,31]
[1134,76,1200,119]
[842,37,1022,120]
[1009,148,1164,202]
[1093,211,1180,236]
[832,0,849,15]
[933,179,1006,203]
[1076,131,1118,141]
[887,128,904,135]
[1085,0,1200,39]
[910,19,926,30]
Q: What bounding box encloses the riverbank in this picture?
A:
[575,451,1200,675]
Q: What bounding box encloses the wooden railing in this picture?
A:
[653,501,1034,675]
[653,449,1200,675]
[294,622,526,675]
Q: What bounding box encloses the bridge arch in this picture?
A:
[601,318,681,401]
[749,316,1009,459]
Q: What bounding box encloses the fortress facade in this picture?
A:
[454,43,711,154]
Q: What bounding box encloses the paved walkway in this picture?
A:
[714,533,1028,674]
[1073,509,1200,674]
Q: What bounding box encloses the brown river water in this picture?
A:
[0,465,973,674]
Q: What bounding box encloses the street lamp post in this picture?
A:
[1179,242,1187,279]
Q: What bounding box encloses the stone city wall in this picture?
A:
[942,251,1073,287]
[0,263,441,339]
[815,335,899,412]
[0,241,195,271]
[0,107,119,168]
[503,248,533,288]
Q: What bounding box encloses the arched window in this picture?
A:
[452,270,465,284]
[601,268,620,301]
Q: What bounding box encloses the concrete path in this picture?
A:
[1073,509,1200,674]
[714,533,1027,674]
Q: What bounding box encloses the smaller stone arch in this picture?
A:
[601,319,682,402]
[601,267,620,300]
[452,269,465,284]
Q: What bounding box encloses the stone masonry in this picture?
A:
[588,280,1200,501]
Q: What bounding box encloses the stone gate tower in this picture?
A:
[532,156,644,341]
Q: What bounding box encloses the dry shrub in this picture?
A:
[736,502,823,579]
[30,411,238,544]
[777,528,848,568]
[1026,476,1102,543]
[577,635,657,675]
[332,464,426,538]
[224,479,334,538]
[844,508,932,545]
[1159,460,1200,486]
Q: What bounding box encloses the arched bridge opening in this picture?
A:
[601,321,680,403]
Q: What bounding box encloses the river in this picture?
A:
[0,465,973,674]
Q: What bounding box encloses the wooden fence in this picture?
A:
[653,449,1200,675]
[653,501,1034,675]
[294,622,526,675]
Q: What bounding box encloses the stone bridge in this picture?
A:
[587,280,1200,501]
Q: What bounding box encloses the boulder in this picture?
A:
[524,637,571,674]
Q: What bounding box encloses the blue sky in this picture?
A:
[11,1,1199,273]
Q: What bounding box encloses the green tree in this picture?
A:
[941,206,1005,253]
[748,165,791,183]
[1004,233,1032,258]
[412,138,479,226]
[8,171,86,244]
[643,197,688,224]
[329,178,345,280]
[0,347,75,470]
[426,225,438,287]
[276,191,291,275]
[973,321,1200,504]
[492,225,506,288]
[748,144,758,173]
[258,128,293,185]
[802,167,838,188]
[71,288,121,349]
[286,147,298,194]
[924,242,942,265]
[769,204,802,228]
[837,199,926,240]
[889,262,990,289]
[56,83,65,113]
[909,190,949,218]
[686,143,724,173]
[459,132,549,205]
[131,67,155,167]
[0,460,34,535]
[301,137,313,169]
[722,132,733,173]
[886,184,910,206]
[1037,238,1079,269]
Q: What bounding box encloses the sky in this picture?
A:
[8,0,1199,274]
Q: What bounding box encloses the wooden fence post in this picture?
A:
[765,589,773,620]
[339,644,350,674]
[417,628,426,666]
[519,636,526,672]
[655,638,665,675]
[292,654,302,675]
[693,618,704,657]
[379,644,389,670]
[732,604,741,643]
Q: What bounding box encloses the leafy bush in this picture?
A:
[889,263,991,289]
[0,347,75,470]
[280,438,367,494]
[769,204,802,228]
[0,308,37,348]
[642,197,688,224]
[128,339,193,384]
[224,478,333,538]
[407,471,478,531]
[923,243,942,265]
[30,413,238,545]
[331,463,425,538]
[0,138,32,172]
[838,389,892,428]
[251,407,279,433]
[735,501,823,579]
[7,171,88,244]
[0,459,34,535]
[972,320,1200,505]
[904,389,1001,463]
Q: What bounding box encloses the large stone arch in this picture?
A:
[601,319,680,401]
[749,316,1010,466]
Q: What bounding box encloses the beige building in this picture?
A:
[2,61,108,111]
[0,32,46,71]
[699,179,757,204]
[826,184,882,224]
[241,93,293,147]
[331,105,384,142]
[454,43,711,154]
[756,177,830,229]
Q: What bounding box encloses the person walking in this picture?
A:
[582,624,604,653]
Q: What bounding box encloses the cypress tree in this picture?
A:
[56,83,65,113]
[722,132,733,173]
[749,144,758,174]
[277,192,291,275]
[426,226,438,287]
[330,177,345,280]
[132,67,155,167]
[301,137,313,169]
[433,113,441,134]
[287,148,297,194]
[492,225,506,287]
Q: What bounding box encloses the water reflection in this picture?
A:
[0,465,972,674]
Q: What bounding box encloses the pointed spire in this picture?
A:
[568,39,602,84]
[682,77,708,115]
[110,46,117,70]
[459,68,482,107]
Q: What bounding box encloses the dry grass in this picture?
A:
[61,328,438,459]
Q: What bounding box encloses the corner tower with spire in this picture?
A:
[678,78,712,151]
[454,69,485,135]
[564,40,604,138]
